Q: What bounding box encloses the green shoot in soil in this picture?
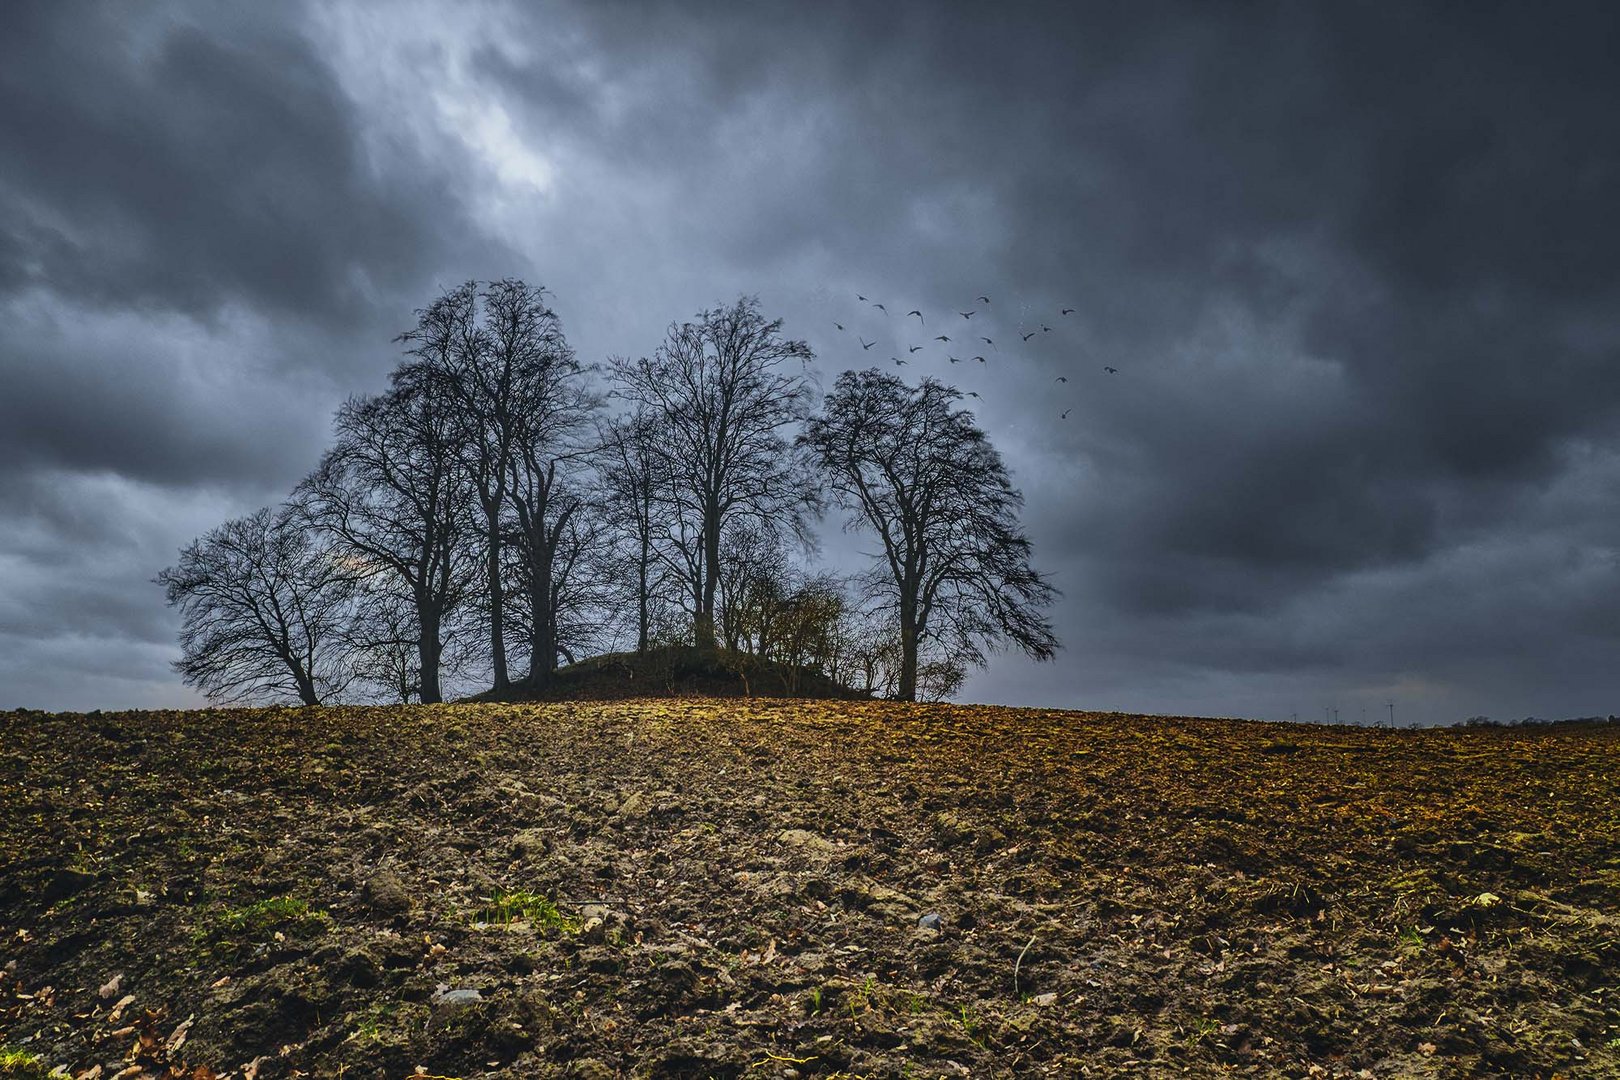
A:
[0,1046,51,1080]
[474,890,578,932]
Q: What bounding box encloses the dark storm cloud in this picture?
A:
[0,1,525,488]
[556,0,1620,719]
[0,0,509,708]
[501,2,1620,613]
[0,301,332,487]
[0,1,480,324]
[2,0,1617,719]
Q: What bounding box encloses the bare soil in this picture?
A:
[1,701,1617,1078]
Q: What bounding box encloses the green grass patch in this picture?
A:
[213,895,328,935]
[0,1046,51,1080]
[193,895,330,962]
[473,890,578,932]
[345,1000,408,1047]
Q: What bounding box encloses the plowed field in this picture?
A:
[2,702,1617,1078]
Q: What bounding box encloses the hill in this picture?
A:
[2,701,1617,1077]
[467,646,869,704]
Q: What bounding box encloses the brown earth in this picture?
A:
[1,701,1617,1079]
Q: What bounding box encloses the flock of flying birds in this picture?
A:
[829,292,1116,418]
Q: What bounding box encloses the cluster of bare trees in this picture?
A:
[159,282,1057,706]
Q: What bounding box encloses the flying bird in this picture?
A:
[834,322,845,331]
[972,355,987,364]
[857,295,867,302]
[893,357,907,366]
[907,310,924,323]
[1055,376,1068,383]
[980,337,995,348]
[873,302,887,313]
[860,338,876,350]
[1061,308,1075,315]
[948,356,962,363]
[1104,366,1118,374]
[1061,408,1072,419]
[1021,331,1037,341]
[1041,324,1053,332]
[934,335,951,342]
[967,391,981,398]
[977,295,990,304]
[958,311,975,319]
[908,345,923,353]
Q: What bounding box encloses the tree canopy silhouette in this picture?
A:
[295,381,476,704]
[801,369,1058,701]
[161,285,1060,705]
[156,505,356,706]
[610,297,819,649]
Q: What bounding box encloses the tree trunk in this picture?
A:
[636,534,650,654]
[527,545,555,688]
[897,597,919,702]
[276,634,321,707]
[486,505,509,691]
[418,606,443,704]
[294,667,320,707]
[696,504,720,649]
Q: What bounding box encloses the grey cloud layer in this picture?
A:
[2,0,1617,720]
[0,2,477,323]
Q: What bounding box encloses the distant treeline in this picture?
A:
[1460,715,1619,728]
[158,283,1057,706]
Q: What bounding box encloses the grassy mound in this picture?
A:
[469,644,868,703]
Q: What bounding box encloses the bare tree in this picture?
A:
[611,296,819,648]
[801,369,1058,701]
[763,574,847,694]
[296,381,476,704]
[597,407,672,654]
[156,505,355,705]
[342,576,483,704]
[396,282,516,690]
[823,604,893,698]
[541,508,618,666]
[343,578,423,704]
[716,519,792,655]
[391,279,596,693]
[497,287,599,688]
[500,488,613,675]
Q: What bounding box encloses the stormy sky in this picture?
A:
[3,1,1619,724]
